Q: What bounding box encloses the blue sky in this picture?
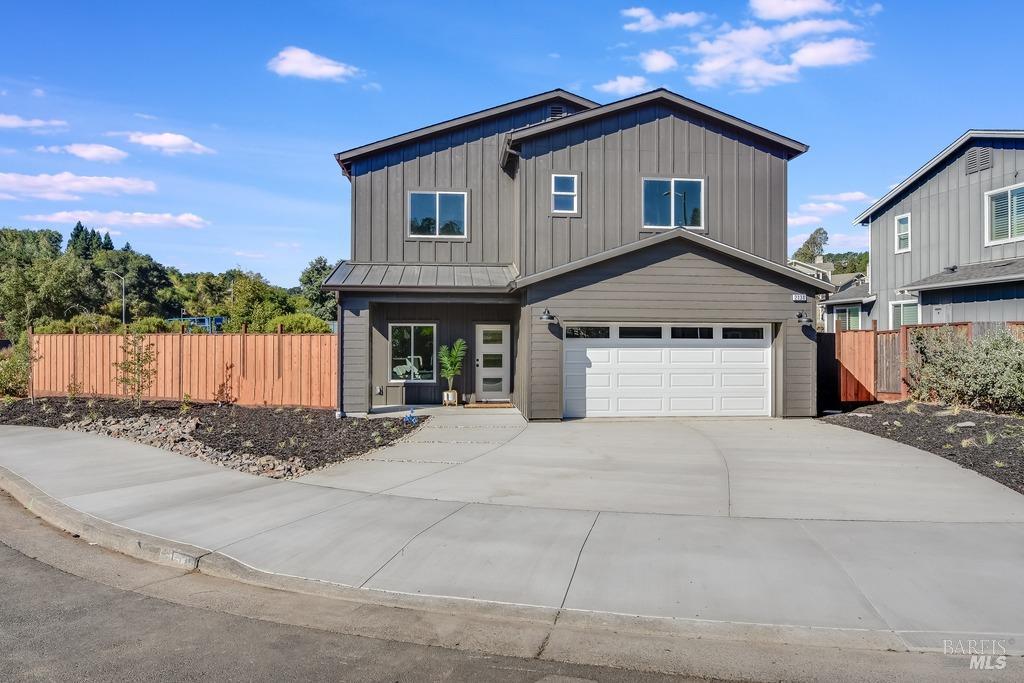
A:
[0,1,1018,285]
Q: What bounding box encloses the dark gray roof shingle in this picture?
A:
[826,282,873,305]
[903,257,1024,291]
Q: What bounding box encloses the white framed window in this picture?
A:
[642,177,704,230]
[985,182,1024,246]
[894,213,911,253]
[551,174,578,214]
[388,323,436,382]
[833,305,862,331]
[408,191,467,239]
[889,300,919,329]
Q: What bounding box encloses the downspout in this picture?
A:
[335,291,344,418]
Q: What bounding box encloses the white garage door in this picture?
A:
[563,323,772,418]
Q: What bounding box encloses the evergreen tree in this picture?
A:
[67,221,88,255]
[101,232,115,250]
[122,241,132,252]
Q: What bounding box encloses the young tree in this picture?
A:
[792,227,829,263]
[113,331,157,408]
[299,256,341,321]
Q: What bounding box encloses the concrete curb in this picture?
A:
[0,466,207,571]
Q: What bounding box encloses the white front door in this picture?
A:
[475,324,510,402]
[563,323,772,417]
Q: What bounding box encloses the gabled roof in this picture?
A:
[507,88,808,158]
[853,130,1024,225]
[334,89,598,173]
[324,261,517,292]
[513,228,834,293]
[825,280,873,305]
[902,257,1024,292]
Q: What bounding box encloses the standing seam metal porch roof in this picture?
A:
[324,262,518,292]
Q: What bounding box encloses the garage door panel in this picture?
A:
[563,324,771,418]
[668,349,715,363]
[721,372,767,387]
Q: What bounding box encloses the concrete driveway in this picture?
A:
[2,414,1023,656]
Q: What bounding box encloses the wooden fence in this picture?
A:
[29,332,338,409]
[822,320,1024,406]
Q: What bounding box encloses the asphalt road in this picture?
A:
[0,494,694,683]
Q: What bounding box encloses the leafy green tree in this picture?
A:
[792,227,829,263]
[221,272,291,331]
[823,251,869,274]
[299,256,341,321]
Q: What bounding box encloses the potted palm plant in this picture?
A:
[438,338,467,406]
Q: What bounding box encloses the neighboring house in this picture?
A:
[324,88,832,419]
[848,130,1024,330]
[823,273,871,331]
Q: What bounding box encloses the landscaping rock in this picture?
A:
[955,421,977,428]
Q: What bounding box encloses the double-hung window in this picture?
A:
[409,191,467,238]
[642,178,704,230]
[389,324,436,382]
[833,305,862,331]
[551,174,578,213]
[986,183,1024,245]
[894,213,911,253]
[890,301,919,329]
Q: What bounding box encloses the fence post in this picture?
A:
[899,325,909,400]
[27,325,35,402]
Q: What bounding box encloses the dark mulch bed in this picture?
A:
[824,401,1024,495]
[0,397,423,470]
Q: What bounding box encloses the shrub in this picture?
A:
[0,336,34,397]
[907,327,1024,414]
[112,331,157,408]
[125,316,170,334]
[69,312,119,333]
[263,313,331,334]
[32,317,73,334]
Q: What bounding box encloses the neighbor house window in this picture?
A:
[834,305,862,331]
[551,174,578,214]
[642,178,703,230]
[890,301,919,329]
[389,324,436,382]
[409,191,467,238]
[986,183,1024,245]
[894,213,911,253]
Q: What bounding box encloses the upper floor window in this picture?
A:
[551,174,578,214]
[986,182,1024,246]
[409,191,467,239]
[642,178,703,230]
[894,213,911,253]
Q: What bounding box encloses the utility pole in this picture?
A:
[104,271,127,325]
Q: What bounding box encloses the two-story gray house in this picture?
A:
[828,130,1024,331]
[324,88,832,419]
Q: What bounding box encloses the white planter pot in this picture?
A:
[442,389,459,406]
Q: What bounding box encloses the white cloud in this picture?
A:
[787,213,822,226]
[21,210,207,229]
[233,250,266,259]
[639,49,678,73]
[810,190,873,202]
[851,2,883,18]
[548,52,561,59]
[35,143,129,163]
[799,201,846,214]
[111,131,214,155]
[31,88,45,97]
[594,75,651,96]
[0,113,68,130]
[750,0,838,21]
[0,172,155,201]
[133,112,158,120]
[827,232,870,249]
[685,17,867,90]
[267,46,361,82]
[0,147,15,155]
[361,82,383,92]
[791,37,871,67]
[272,241,302,249]
[622,7,705,32]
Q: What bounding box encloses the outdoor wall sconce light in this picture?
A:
[538,308,556,322]
[796,311,811,324]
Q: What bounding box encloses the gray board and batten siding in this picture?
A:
[862,135,1024,327]
[520,238,821,420]
[514,101,795,278]
[344,97,589,268]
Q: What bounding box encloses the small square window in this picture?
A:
[409,191,467,238]
[551,174,578,214]
[482,377,503,391]
[390,324,436,381]
[618,326,663,339]
[482,353,503,368]
[643,178,703,229]
[565,326,610,338]
[482,330,503,344]
[722,327,764,340]
[671,326,713,339]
